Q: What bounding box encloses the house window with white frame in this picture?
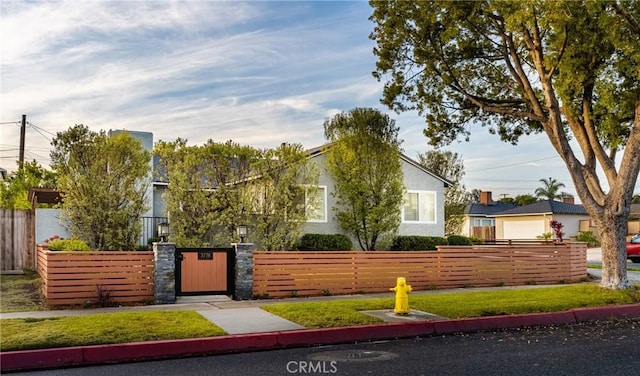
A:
[305,185,327,222]
[402,191,436,223]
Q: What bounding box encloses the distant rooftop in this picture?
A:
[492,199,588,216]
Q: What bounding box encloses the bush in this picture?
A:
[390,236,448,251]
[297,234,354,251]
[47,239,91,251]
[446,235,473,246]
[468,236,485,245]
[576,231,600,247]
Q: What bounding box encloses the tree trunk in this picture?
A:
[596,204,631,289]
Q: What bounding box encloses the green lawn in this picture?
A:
[0,311,226,351]
[262,285,640,328]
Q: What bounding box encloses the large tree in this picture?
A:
[370,1,640,289]
[248,143,319,251]
[51,125,150,250]
[154,139,256,247]
[417,150,467,235]
[324,107,405,251]
[0,160,57,209]
[535,177,566,200]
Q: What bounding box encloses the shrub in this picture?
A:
[537,232,553,240]
[47,239,91,251]
[390,236,448,251]
[576,231,600,247]
[297,234,354,251]
[446,235,473,246]
[468,236,485,245]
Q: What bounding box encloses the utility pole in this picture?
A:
[19,114,26,170]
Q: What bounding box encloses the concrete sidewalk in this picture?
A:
[2,282,640,372]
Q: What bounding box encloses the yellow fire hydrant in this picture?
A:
[390,277,412,315]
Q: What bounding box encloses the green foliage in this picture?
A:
[417,150,468,235]
[263,285,640,328]
[0,311,225,351]
[155,140,317,250]
[51,125,150,250]
[324,108,404,250]
[499,194,539,206]
[535,178,566,201]
[537,232,553,240]
[468,237,484,245]
[576,231,600,247]
[47,239,91,251]
[447,234,473,246]
[369,0,640,287]
[249,143,319,251]
[0,160,57,209]
[297,234,354,251]
[390,235,448,251]
[154,139,257,247]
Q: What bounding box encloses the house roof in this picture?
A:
[467,202,518,216]
[307,143,452,187]
[491,199,588,217]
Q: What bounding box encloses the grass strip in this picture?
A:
[587,263,640,272]
[262,285,640,328]
[0,310,225,351]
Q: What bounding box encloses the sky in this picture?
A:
[1,0,637,201]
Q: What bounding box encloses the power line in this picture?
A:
[27,121,57,137]
[467,155,558,172]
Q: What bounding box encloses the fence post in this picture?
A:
[153,242,176,304]
[233,243,254,300]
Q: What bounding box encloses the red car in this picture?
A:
[628,234,640,263]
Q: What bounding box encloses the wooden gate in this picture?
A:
[175,248,235,296]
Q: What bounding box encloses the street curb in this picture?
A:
[2,304,639,372]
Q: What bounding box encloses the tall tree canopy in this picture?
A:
[0,161,57,209]
[154,139,256,247]
[370,0,640,289]
[324,107,404,251]
[51,125,150,250]
[417,150,467,235]
[154,140,317,250]
[535,177,566,200]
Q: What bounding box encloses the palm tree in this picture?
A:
[535,177,565,200]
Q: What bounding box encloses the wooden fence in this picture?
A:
[37,245,154,306]
[0,209,34,271]
[253,243,587,298]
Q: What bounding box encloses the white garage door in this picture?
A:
[503,220,545,239]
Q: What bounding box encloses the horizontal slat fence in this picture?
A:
[37,245,154,306]
[253,243,587,298]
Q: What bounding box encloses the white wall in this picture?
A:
[35,208,71,244]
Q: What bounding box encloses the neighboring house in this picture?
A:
[460,191,516,240]
[152,143,450,249]
[491,197,590,240]
[300,145,449,248]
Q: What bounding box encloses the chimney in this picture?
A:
[562,195,575,205]
[480,191,493,205]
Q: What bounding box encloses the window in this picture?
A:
[473,218,495,227]
[402,191,436,223]
[304,185,327,222]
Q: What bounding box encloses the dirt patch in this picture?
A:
[0,271,45,313]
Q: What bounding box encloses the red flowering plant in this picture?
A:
[549,220,564,242]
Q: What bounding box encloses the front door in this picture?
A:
[175,248,235,296]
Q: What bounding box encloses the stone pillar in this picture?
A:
[234,243,254,300]
[153,242,176,304]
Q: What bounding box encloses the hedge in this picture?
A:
[390,236,448,251]
[297,234,354,251]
